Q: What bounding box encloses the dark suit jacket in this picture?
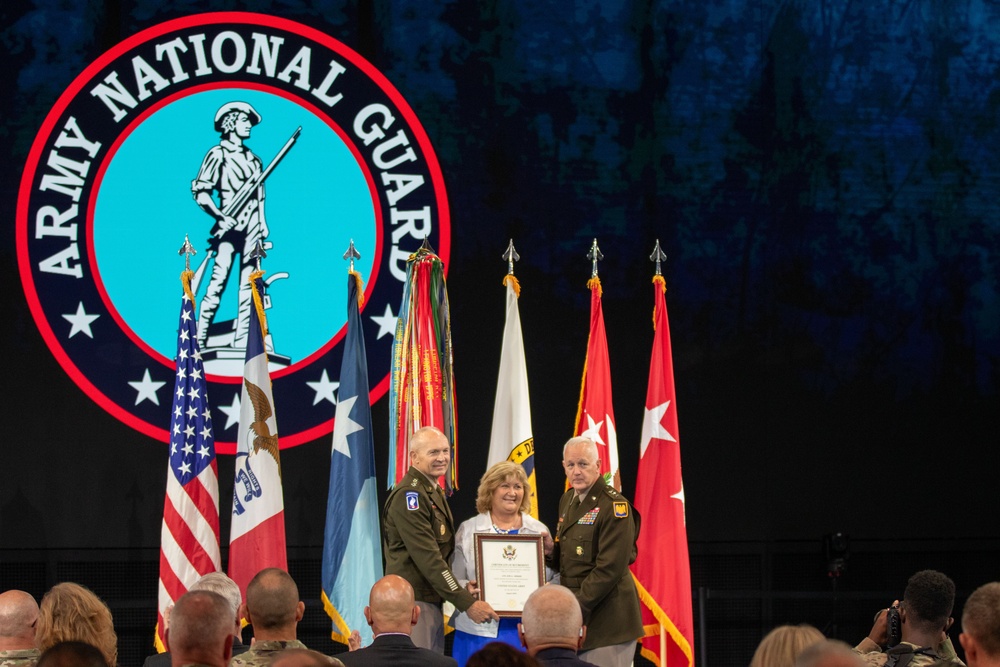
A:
[335,633,457,667]
[534,647,596,667]
[141,638,249,667]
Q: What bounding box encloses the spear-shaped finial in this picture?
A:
[650,239,667,276]
[587,238,604,278]
[502,239,520,275]
[417,235,436,256]
[343,239,361,273]
[249,239,267,272]
[178,234,197,271]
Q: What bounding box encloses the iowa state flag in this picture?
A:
[630,274,694,667]
[228,272,287,601]
[574,277,620,489]
[155,270,221,651]
[322,272,383,646]
[487,274,537,518]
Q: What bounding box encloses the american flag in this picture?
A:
[155,277,221,651]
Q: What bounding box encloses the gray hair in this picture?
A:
[191,572,242,617]
[562,436,598,461]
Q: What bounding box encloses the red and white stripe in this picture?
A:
[155,461,220,649]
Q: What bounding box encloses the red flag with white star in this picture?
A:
[630,274,694,667]
[573,277,620,489]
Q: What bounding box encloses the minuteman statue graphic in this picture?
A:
[190,100,297,369]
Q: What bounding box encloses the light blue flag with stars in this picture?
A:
[322,272,383,646]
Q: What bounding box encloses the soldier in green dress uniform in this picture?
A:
[547,436,642,667]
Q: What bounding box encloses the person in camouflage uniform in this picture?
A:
[229,570,343,667]
[0,590,39,667]
[854,570,964,666]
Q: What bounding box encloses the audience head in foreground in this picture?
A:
[0,589,39,661]
[465,642,540,667]
[243,568,305,640]
[336,575,454,667]
[167,590,234,667]
[960,581,1000,667]
[518,585,585,657]
[35,584,117,667]
[794,640,864,667]
[364,575,418,636]
[750,624,825,667]
[35,642,106,667]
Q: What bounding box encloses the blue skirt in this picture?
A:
[451,617,525,666]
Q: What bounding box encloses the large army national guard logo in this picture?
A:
[16,12,450,451]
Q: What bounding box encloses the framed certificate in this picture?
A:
[474,533,545,617]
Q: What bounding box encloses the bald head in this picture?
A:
[168,590,234,667]
[245,569,303,638]
[364,576,417,636]
[519,585,584,655]
[0,590,39,649]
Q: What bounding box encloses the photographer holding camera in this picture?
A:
[853,570,964,666]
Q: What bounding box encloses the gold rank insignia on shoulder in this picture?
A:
[613,501,629,518]
[410,479,418,487]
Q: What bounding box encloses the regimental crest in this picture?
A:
[502,545,517,561]
[17,12,450,452]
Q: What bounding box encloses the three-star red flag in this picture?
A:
[630,274,694,667]
[574,277,620,489]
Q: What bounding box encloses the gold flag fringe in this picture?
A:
[631,573,695,667]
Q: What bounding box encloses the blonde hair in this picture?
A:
[749,624,825,667]
[476,461,531,515]
[36,583,117,667]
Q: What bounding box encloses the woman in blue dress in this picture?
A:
[449,462,556,666]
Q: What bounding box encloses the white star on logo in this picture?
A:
[62,302,100,339]
[369,303,397,340]
[640,400,676,457]
[579,413,606,446]
[306,369,339,406]
[128,369,165,406]
[331,395,363,458]
[218,393,241,430]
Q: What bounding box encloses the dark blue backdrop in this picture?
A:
[2,0,997,554]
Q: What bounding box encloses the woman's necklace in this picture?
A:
[490,512,522,534]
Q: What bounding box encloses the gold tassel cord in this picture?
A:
[181,269,195,304]
[349,269,365,307]
[652,275,666,329]
[586,275,603,297]
[249,269,268,338]
[502,274,521,298]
